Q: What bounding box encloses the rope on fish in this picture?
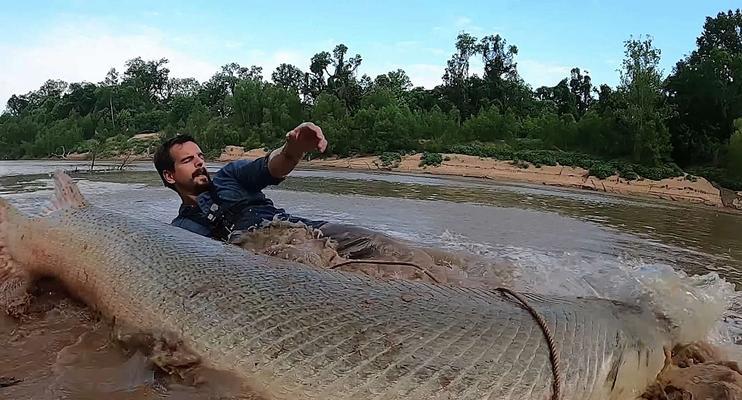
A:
[495,287,561,400]
[328,259,562,400]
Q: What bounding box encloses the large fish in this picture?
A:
[0,171,673,399]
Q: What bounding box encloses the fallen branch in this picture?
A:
[51,146,71,159]
[118,151,133,171]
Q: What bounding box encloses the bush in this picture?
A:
[444,143,687,182]
[419,152,443,167]
[133,109,168,133]
[728,119,742,178]
[448,142,514,159]
[615,162,638,180]
[461,106,518,142]
[687,166,742,191]
[588,162,615,179]
[379,151,402,167]
[634,163,683,181]
[508,137,545,151]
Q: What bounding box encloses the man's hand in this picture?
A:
[284,122,328,159]
[268,122,327,179]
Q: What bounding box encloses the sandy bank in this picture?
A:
[219,146,742,211]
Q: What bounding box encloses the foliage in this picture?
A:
[616,36,673,165]
[1,9,741,191]
[728,118,742,177]
[687,166,742,191]
[379,151,402,167]
[665,10,742,166]
[419,152,443,167]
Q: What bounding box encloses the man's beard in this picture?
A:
[192,168,211,193]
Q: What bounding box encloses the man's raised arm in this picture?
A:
[267,122,327,179]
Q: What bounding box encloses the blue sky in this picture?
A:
[0,0,738,108]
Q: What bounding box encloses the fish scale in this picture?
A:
[0,171,673,400]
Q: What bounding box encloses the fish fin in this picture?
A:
[0,198,31,316]
[44,170,89,215]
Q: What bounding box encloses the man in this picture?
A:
[153,122,439,265]
[154,122,328,239]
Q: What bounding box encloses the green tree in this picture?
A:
[569,68,593,117]
[729,118,742,177]
[461,106,519,142]
[373,69,413,105]
[306,44,363,110]
[1,12,741,191]
[186,102,210,144]
[121,57,170,105]
[535,79,578,117]
[479,34,519,81]
[665,9,742,166]
[617,36,673,165]
[440,32,479,118]
[271,63,306,93]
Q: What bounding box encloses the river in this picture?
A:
[1,159,741,399]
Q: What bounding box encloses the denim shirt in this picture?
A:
[171,156,324,237]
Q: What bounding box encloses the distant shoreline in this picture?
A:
[217,147,742,212]
[11,147,742,212]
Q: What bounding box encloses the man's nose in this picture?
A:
[195,158,204,168]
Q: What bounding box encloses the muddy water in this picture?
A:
[2,160,742,399]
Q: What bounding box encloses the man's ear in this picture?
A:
[163,169,177,186]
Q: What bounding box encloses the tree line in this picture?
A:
[1,10,740,189]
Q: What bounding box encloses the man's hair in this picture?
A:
[153,134,198,191]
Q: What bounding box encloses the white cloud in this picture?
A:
[427,48,448,56]
[0,17,570,110]
[0,20,327,109]
[452,16,483,34]
[363,63,443,89]
[231,49,315,80]
[454,16,473,28]
[406,64,445,88]
[517,59,571,88]
[394,40,418,48]
[224,40,244,49]
[0,21,217,109]
[271,50,306,66]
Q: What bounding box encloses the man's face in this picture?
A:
[163,141,211,196]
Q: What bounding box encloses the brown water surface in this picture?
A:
[2,160,742,399]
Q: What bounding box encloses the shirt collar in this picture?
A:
[178,192,213,216]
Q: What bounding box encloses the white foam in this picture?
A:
[433,230,742,361]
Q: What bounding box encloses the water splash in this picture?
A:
[435,229,742,361]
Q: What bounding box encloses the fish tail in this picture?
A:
[0,196,32,316]
[0,170,89,316]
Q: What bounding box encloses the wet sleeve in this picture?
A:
[225,156,284,191]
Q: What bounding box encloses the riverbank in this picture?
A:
[219,145,742,211]
[42,141,742,211]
